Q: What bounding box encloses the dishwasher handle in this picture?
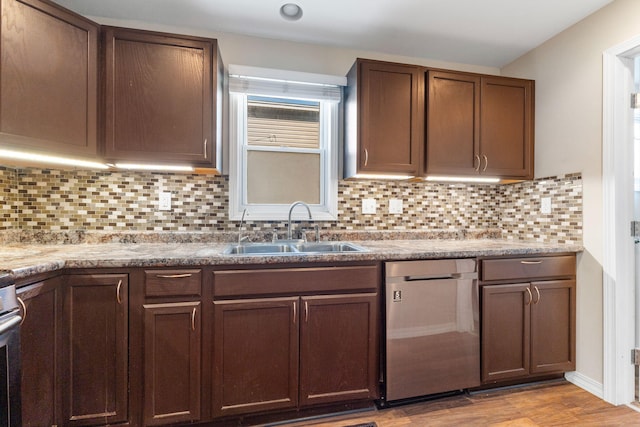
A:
[403,272,478,282]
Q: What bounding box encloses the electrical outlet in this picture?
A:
[389,198,403,214]
[362,198,377,214]
[541,197,551,214]
[159,191,172,211]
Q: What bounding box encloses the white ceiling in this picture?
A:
[54,0,613,68]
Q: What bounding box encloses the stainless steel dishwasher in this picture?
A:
[384,259,480,402]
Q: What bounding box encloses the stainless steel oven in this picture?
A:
[0,272,21,427]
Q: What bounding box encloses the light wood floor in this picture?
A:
[275,381,640,426]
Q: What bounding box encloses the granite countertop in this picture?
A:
[0,239,583,282]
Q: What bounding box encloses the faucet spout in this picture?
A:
[287,201,312,240]
[238,209,249,244]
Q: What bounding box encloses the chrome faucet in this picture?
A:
[287,201,312,240]
[238,209,249,244]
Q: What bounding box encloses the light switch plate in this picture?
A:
[362,198,377,214]
[159,191,172,211]
[541,197,551,214]
[389,198,403,214]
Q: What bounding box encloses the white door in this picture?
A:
[634,55,640,403]
[603,38,639,405]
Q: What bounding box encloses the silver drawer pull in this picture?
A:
[156,274,193,279]
[520,261,543,265]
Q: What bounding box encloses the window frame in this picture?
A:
[228,74,340,221]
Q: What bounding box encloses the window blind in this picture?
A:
[247,98,320,149]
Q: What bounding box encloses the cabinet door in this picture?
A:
[143,301,201,426]
[0,0,98,156]
[480,76,533,179]
[63,274,128,426]
[357,60,423,175]
[299,294,379,406]
[104,27,216,166]
[530,280,576,374]
[213,297,299,417]
[426,71,480,176]
[481,283,531,383]
[18,277,63,427]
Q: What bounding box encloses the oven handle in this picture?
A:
[0,315,22,335]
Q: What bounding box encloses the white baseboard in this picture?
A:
[565,371,604,400]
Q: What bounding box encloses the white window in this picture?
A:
[228,65,345,220]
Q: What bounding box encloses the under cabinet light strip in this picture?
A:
[352,173,415,180]
[0,149,109,169]
[114,163,194,172]
[425,176,500,183]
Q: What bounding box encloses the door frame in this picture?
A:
[602,35,640,405]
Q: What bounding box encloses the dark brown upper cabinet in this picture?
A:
[103,27,224,169]
[0,0,99,158]
[426,70,534,180]
[345,59,424,178]
[426,71,480,176]
[480,76,534,179]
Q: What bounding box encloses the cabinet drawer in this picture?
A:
[213,265,380,297]
[481,255,575,282]
[145,269,202,297]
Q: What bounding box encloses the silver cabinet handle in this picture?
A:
[482,154,488,171]
[304,301,309,322]
[364,148,369,167]
[475,155,481,172]
[116,280,123,305]
[520,261,543,265]
[191,307,197,331]
[156,274,193,279]
[204,138,208,159]
[17,297,26,326]
[293,301,297,324]
[525,288,533,305]
[533,286,541,304]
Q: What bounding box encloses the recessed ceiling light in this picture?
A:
[280,3,303,21]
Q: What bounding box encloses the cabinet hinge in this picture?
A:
[631,221,640,238]
[631,93,640,109]
[631,348,640,365]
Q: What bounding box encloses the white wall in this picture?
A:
[502,0,640,386]
[92,17,499,77]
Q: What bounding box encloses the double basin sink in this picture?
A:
[223,241,368,255]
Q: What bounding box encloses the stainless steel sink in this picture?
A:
[292,242,367,253]
[222,241,368,255]
[222,243,298,255]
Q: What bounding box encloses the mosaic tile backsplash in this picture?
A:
[0,166,582,244]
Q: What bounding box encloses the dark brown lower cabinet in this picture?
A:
[212,292,379,417]
[481,279,575,383]
[213,297,299,417]
[18,277,63,427]
[530,280,576,374]
[299,294,378,406]
[143,301,202,426]
[63,274,129,426]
